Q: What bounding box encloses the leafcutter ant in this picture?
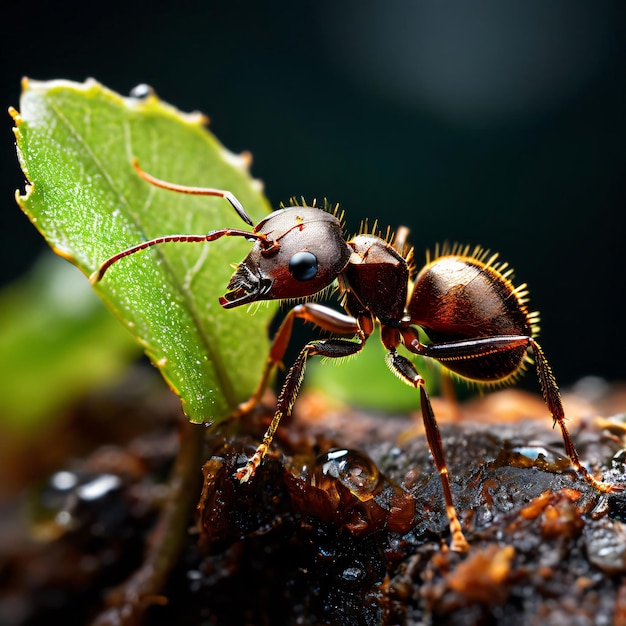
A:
[91,160,623,552]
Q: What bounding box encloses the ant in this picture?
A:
[91,160,622,552]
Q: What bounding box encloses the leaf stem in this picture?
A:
[90,419,205,626]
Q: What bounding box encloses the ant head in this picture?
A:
[220,206,352,308]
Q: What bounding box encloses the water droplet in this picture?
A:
[585,517,626,574]
[341,567,364,582]
[130,83,154,99]
[50,470,80,491]
[297,448,417,535]
[76,474,122,502]
[55,510,72,527]
[511,445,550,461]
[312,448,381,502]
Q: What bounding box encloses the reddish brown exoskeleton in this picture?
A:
[91,160,623,552]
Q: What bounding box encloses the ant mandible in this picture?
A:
[91,159,623,552]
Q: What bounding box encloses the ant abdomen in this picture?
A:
[409,253,536,383]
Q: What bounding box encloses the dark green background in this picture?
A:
[2,1,625,386]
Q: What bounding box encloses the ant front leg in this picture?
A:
[235,303,361,416]
[235,304,366,482]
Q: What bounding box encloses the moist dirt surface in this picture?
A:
[1,370,626,626]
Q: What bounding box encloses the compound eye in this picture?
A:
[288,251,318,281]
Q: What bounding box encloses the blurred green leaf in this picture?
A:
[12,78,275,424]
[307,328,441,413]
[0,253,140,431]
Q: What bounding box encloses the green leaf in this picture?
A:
[0,253,140,432]
[12,78,276,424]
[307,328,441,413]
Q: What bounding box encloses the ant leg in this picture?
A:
[409,335,623,494]
[530,339,623,494]
[385,350,469,552]
[236,335,366,483]
[236,303,361,416]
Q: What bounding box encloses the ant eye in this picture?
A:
[289,251,318,281]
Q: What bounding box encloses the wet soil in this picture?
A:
[1,369,626,626]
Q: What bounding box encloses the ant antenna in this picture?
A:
[132,158,254,226]
[89,229,266,284]
[89,160,267,284]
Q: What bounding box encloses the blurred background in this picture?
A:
[2,0,625,388]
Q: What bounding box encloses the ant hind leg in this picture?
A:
[386,350,469,552]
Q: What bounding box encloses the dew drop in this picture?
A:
[341,567,364,582]
[129,83,154,99]
[50,470,80,491]
[312,448,381,502]
[76,474,122,502]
